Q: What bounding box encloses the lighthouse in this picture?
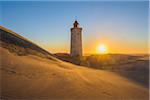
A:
[70,20,82,57]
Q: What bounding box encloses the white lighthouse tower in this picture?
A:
[70,20,82,57]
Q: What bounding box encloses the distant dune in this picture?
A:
[0,26,149,100]
[55,53,149,88]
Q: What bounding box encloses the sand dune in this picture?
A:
[1,47,149,100]
[0,26,149,100]
[55,53,149,87]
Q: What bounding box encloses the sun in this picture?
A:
[97,44,108,54]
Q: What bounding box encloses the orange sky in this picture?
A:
[37,39,148,55]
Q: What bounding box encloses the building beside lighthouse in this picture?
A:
[70,20,82,57]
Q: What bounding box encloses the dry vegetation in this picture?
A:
[55,54,149,88]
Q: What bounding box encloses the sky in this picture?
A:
[0,1,149,54]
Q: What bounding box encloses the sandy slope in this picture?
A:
[1,47,149,100]
[0,26,149,100]
[55,53,149,88]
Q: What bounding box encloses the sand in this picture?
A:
[0,26,149,100]
[1,47,149,100]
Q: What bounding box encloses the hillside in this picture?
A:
[0,26,57,61]
[55,53,149,87]
[0,26,149,100]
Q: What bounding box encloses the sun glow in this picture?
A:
[97,44,108,54]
